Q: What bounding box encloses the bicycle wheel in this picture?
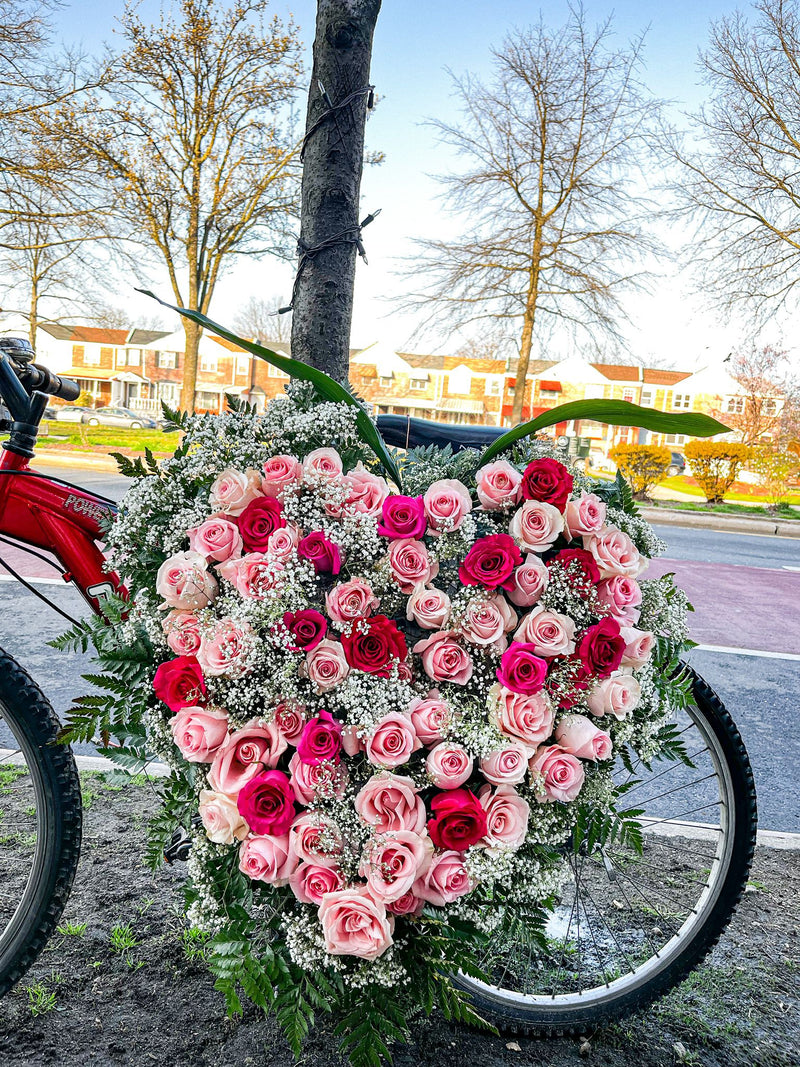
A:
[453,665,757,1033]
[0,649,82,997]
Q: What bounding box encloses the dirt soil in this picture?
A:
[1,774,797,1067]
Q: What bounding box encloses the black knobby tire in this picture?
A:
[0,650,82,997]
[453,667,758,1034]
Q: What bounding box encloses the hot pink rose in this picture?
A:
[479,742,529,785]
[355,773,426,834]
[297,531,342,575]
[238,496,287,552]
[197,617,254,676]
[237,769,296,835]
[217,553,286,600]
[388,538,438,593]
[475,460,522,510]
[413,631,474,685]
[208,468,262,516]
[490,684,555,751]
[170,706,229,763]
[408,691,451,745]
[619,626,655,667]
[378,494,427,539]
[187,515,243,563]
[423,479,472,534]
[366,713,420,768]
[262,454,302,498]
[509,499,564,553]
[426,742,473,788]
[282,609,327,651]
[325,578,379,624]
[238,833,298,886]
[586,527,645,578]
[555,714,613,761]
[273,701,307,743]
[341,462,389,516]
[406,585,452,630]
[318,887,394,960]
[514,605,576,658]
[586,671,642,719]
[459,534,522,590]
[296,710,342,765]
[529,744,585,803]
[564,491,607,540]
[596,575,642,624]
[302,447,343,480]
[497,642,548,694]
[289,752,349,806]
[289,862,344,904]
[303,639,350,693]
[153,655,206,711]
[289,812,344,867]
[459,595,517,650]
[361,831,434,903]
[208,720,287,793]
[156,550,218,610]
[163,610,202,657]
[506,553,549,607]
[198,789,247,844]
[413,850,472,906]
[479,784,530,849]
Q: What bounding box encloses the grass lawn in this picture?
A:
[641,499,800,519]
[658,473,800,504]
[36,424,179,455]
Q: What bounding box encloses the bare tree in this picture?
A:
[672,0,800,324]
[401,6,662,424]
[718,343,797,444]
[42,0,303,412]
[234,294,291,345]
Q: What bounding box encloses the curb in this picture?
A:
[33,449,121,473]
[641,506,800,539]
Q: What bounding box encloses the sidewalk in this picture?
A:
[640,505,800,538]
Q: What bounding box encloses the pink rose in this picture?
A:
[360,830,434,903]
[197,617,254,676]
[490,684,555,751]
[479,784,530,849]
[619,626,655,667]
[496,642,548,694]
[509,500,564,553]
[198,789,247,844]
[479,742,529,785]
[289,752,349,806]
[342,462,389,516]
[564,491,607,540]
[302,447,343,480]
[289,812,344,867]
[272,701,307,743]
[423,478,472,534]
[217,553,286,599]
[238,833,298,886]
[529,744,585,803]
[366,713,420,769]
[170,706,229,763]
[596,575,642,623]
[237,770,296,835]
[187,515,243,563]
[318,887,394,960]
[514,605,576,658]
[326,578,380,624]
[555,714,613,761]
[163,610,202,656]
[262,454,302,498]
[355,773,426,834]
[341,724,364,756]
[586,671,642,719]
[208,719,287,793]
[506,553,549,608]
[208,468,262,516]
[303,639,350,693]
[408,691,451,745]
[413,850,472,906]
[296,710,342,765]
[266,524,301,560]
[426,742,474,788]
[413,631,473,685]
[459,595,517,650]
[378,495,427,539]
[156,550,218,610]
[388,538,438,593]
[475,460,522,510]
[406,585,452,630]
[289,862,344,904]
[386,891,424,917]
[585,527,646,579]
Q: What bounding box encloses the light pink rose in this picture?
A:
[413,631,473,685]
[318,887,394,960]
[163,610,202,656]
[406,585,452,630]
[459,595,517,650]
[586,671,642,720]
[341,724,363,756]
[490,684,555,751]
[187,515,243,563]
[198,789,248,844]
[479,742,529,785]
[355,773,426,834]
[289,812,344,867]
[619,626,655,667]
[413,850,472,906]
[289,862,344,904]
[302,447,343,480]
[586,527,646,578]
[302,639,350,693]
[326,578,380,624]
[479,784,530,850]
[408,691,451,745]
[170,706,229,763]
[197,617,254,677]
[475,460,522,510]
[509,500,564,553]
[208,468,262,516]
[423,478,472,534]
[262,454,302,498]
[564,491,607,540]
[341,462,389,516]
[555,714,613,761]
[596,576,642,624]
[386,891,424,917]
[507,553,549,607]
[360,831,434,903]
[266,524,301,561]
[217,553,286,599]
[273,701,307,743]
[366,713,420,768]
[425,742,474,788]
[238,833,298,886]
[514,605,576,658]
[529,744,585,803]
[388,538,439,593]
[289,751,349,806]
[156,551,218,610]
[208,719,287,793]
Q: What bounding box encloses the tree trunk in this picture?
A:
[181,318,201,412]
[511,268,540,425]
[290,0,381,382]
[28,278,38,351]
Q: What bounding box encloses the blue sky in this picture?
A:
[51,1,767,366]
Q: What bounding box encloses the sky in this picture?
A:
[46,0,787,370]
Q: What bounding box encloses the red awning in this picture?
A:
[501,404,531,420]
[538,380,562,391]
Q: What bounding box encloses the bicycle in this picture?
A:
[0,338,757,1036]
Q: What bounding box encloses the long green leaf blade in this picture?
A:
[137,290,404,489]
[477,399,731,467]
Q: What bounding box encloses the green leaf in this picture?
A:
[137,290,404,490]
[477,399,732,468]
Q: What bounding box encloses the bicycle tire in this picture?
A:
[0,649,82,997]
[453,666,757,1034]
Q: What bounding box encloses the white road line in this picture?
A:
[692,644,800,661]
[0,575,66,586]
[783,565,800,571]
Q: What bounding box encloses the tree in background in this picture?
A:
[609,443,672,500]
[234,294,291,345]
[684,440,750,503]
[749,442,799,510]
[718,344,796,445]
[402,6,662,424]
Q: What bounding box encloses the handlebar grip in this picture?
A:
[17,362,80,401]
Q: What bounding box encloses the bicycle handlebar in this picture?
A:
[15,362,80,402]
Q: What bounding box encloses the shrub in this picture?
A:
[75,390,96,408]
[684,440,750,503]
[609,443,672,500]
[749,444,799,510]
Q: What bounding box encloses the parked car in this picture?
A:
[667,451,686,477]
[52,405,94,423]
[83,406,158,429]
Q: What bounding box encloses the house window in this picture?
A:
[379,375,393,388]
[158,382,180,404]
[762,398,777,416]
[235,354,249,375]
[83,347,100,366]
[447,367,471,395]
[507,386,515,397]
[640,389,653,406]
[672,393,691,410]
[196,390,220,410]
[126,348,141,366]
[665,434,686,445]
[622,387,636,402]
[409,377,427,391]
[268,364,288,378]
[76,378,101,396]
[539,388,560,399]
[156,351,178,369]
[726,396,744,414]
[200,353,218,373]
[486,379,501,396]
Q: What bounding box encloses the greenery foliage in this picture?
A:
[610,443,672,499]
[684,440,750,503]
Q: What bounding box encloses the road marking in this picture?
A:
[0,575,66,586]
[692,644,800,662]
[783,565,800,571]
